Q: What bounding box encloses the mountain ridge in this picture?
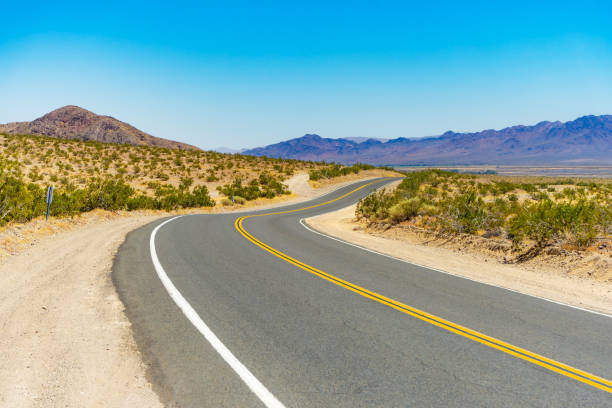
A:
[0,105,197,150]
[243,115,612,165]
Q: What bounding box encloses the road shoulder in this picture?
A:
[305,204,612,316]
[0,214,164,407]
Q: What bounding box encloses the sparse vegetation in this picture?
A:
[216,172,289,200]
[309,163,375,181]
[0,133,382,225]
[356,170,612,254]
[0,158,216,224]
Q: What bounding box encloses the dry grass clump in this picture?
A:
[356,169,612,260]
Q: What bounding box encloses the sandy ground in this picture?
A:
[0,172,389,407]
[0,215,163,407]
[306,204,612,316]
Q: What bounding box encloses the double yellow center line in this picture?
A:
[235,180,612,394]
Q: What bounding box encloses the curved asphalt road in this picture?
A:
[113,178,612,407]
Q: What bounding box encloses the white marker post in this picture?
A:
[46,186,54,221]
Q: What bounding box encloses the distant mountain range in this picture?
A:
[243,115,612,165]
[341,137,389,144]
[0,105,197,150]
[212,147,247,154]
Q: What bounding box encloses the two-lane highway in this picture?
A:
[113,178,612,407]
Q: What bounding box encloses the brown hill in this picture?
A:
[0,105,197,150]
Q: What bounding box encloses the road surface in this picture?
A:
[114,178,612,407]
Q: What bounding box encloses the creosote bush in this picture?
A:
[0,157,215,225]
[1,132,400,227]
[0,133,336,203]
[216,172,289,200]
[0,132,360,225]
[309,163,375,181]
[356,169,611,250]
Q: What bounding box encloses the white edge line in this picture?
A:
[150,216,286,408]
[299,218,612,319]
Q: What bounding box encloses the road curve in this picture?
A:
[113,178,612,407]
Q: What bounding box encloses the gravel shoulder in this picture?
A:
[0,215,164,407]
[0,172,388,407]
[305,204,612,316]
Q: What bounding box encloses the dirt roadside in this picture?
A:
[0,215,163,407]
[0,172,390,407]
[305,203,612,315]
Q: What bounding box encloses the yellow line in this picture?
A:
[235,179,612,394]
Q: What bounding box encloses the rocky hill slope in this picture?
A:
[0,105,196,150]
[244,115,612,165]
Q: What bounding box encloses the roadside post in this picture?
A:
[46,185,54,221]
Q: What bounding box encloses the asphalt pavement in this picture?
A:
[113,178,612,407]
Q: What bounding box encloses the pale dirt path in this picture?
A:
[0,215,163,408]
[0,172,390,407]
[306,204,612,316]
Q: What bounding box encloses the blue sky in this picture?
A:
[1,1,612,149]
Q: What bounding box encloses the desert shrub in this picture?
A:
[126,195,159,211]
[520,183,537,193]
[388,198,422,223]
[217,173,289,200]
[395,169,451,199]
[83,179,135,211]
[179,176,194,191]
[508,199,602,248]
[355,169,611,251]
[28,168,43,182]
[438,190,490,234]
[0,176,46,224]
[217,178,260,200]
[356,189,397,221]
[51,189,88,216]
[309,163,375,181]
[180,185,215,208]
[156,171,170,181]
[508,201,555,247]
[257,172,289,198]
[0,169,215,225]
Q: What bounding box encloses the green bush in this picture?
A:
[388,198,422,223]
[0,169,215,226]
[356,189,397,221]
[84,179,135,211]
[216,173,289,201]
[127,195,159,211]
[355,169,611,251]
[0,176,46,224]
[180,185,215,208]
[309,163,375,181]
[439,191,491,234]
